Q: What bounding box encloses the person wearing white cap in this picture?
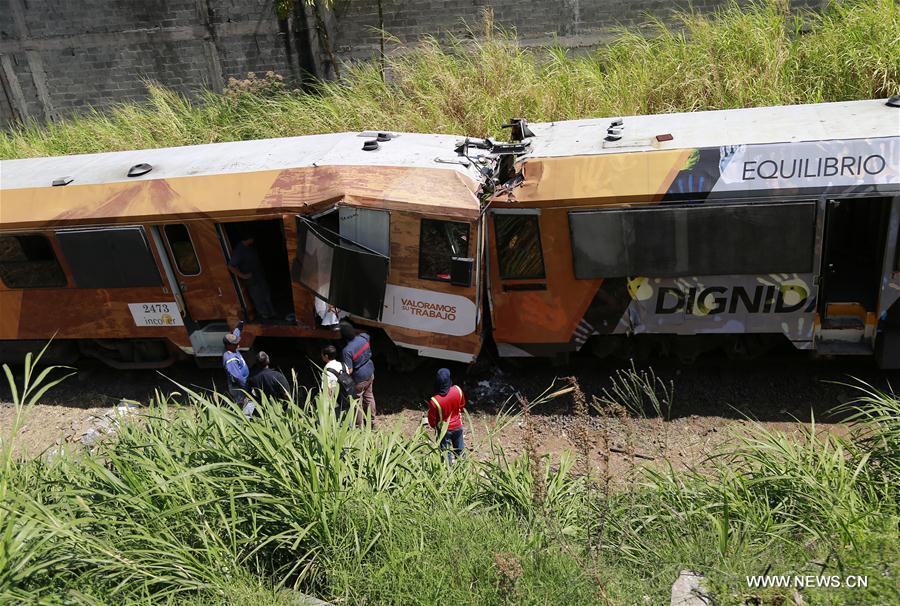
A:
[222,320,249,408]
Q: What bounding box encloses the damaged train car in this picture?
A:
[0,131,492,367]
[1,97,898,368]
[487,97,900,367]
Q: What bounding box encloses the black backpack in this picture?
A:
[326,367,355,411]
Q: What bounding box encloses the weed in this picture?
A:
[2,1,897,159]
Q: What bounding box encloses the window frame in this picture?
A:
[417,218,471,283]
[0,232,68,289]
[492,210,547,280]
[162,223,202,277]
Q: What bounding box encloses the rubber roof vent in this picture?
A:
[376,132,392,142]
[886,95,900,107]
[362,139,379,151]
[127,163,153,177]
[605,118,623,142]
[52,176,73,186]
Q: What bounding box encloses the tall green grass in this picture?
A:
[1,352,897,605]
[1,0,897,159]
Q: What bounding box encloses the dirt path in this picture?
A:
[0,349,885,466]
[2,398,851,483]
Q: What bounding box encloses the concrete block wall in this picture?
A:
[0,0,825,128]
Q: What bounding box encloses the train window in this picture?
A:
[0,234,67,288]
[418,219,470,281]
[569,202,816,279]
[494,213,546,279]
[163,224,200,276]
[56,227,163,288]
[297,223,334,300]
[339,208,390,256]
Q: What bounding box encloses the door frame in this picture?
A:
[216,223,250,321]
[877,195,900,320]
[817,195,891,317]
[148,225,195,332]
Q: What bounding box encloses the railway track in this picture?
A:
[2,347,894,422]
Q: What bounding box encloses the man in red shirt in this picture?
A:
[427,368,466,463]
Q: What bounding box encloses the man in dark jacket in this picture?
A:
[228,233,276,321]
[248,351,291,403]
[340,321,376,426]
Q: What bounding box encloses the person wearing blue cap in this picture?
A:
[427,368,466,464]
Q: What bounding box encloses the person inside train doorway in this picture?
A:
[248,351,291,404]
[427,368,466,464]
[222,321,251,417]
[339,321,376,426]
[228,231,276,322]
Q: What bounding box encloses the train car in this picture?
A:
[0,131,492,367]
[487,97,900,367]
[2,98,898,369]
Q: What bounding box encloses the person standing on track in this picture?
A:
[340,321,376,426]
[248,351,291,402]
[427,367,466,464]
[222,321,250,411]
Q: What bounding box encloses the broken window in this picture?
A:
[338,208,390,256]
[163,224,200,276]
[494,213,546,279]
[0,234,67,288]
[418,219,470,282]
[294,217,389,320]
[55,227,162,288]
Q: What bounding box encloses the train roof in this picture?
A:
[524,98,899,158]
[0,131,487,228]
[0,130,481,192]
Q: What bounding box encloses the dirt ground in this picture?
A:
[0,399,851,482]
[1,348,878,473]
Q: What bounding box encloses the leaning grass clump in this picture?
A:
[0,351,897,605]
[2,0,898,159]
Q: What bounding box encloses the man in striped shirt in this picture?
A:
[340,321,376,426]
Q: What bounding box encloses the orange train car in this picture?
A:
[1,98,899,368]
[486,98,900,366]
[0,131,491,367]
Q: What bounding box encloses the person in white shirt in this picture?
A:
[321,344,345,402]
[315,297,348,330]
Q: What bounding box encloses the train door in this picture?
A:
[487,209,550,356]
[158,223,233,321]
[219,219,295,323]
[818,196,891,352]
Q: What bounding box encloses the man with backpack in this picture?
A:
[339,321,376,426]
[321,344,352,414]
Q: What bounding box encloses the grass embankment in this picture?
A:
[0,353,897,605]
[1,0,898,159]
